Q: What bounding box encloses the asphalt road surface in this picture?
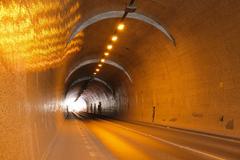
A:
[45,113,240,160]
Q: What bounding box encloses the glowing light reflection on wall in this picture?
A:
[0,0,83,71]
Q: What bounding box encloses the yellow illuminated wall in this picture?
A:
[0,0,83,72]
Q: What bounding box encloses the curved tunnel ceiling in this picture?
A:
[67,11,175,46]
[64,8,177,90]
[65,59,133,84]
[63,1,177,106]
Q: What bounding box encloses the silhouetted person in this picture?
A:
[98,102,102,116]
[152,106,156,122]
[94,103,96,115]
[90,103,93,113]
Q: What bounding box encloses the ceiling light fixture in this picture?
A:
[104,52,109,56]
[101,58,105,63]
[117,23,125,31]
[111,35,118,42]
[107,44,113,50]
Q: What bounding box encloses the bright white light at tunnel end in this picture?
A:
[64,97,87,112]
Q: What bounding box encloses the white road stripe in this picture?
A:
[102,120,225,160]
[137,122,240,144]
[41,133,58,160]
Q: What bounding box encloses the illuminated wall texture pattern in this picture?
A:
[0,0,83,71]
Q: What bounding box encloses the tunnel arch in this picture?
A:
[67,11,175,46]
[70,76,114,94]
[65,59,133,84]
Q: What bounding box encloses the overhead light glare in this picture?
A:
[98,64,102,67]
[104,52,109,56]
[111,35,118,42]
[107,44,113,50]
[117,23,125,31]
[101,58,105,63]
[96,68,100,72]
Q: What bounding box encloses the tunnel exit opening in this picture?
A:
[64,96,87,112]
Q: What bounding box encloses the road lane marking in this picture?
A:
[102,120,225,160]
[137,122,240,144]
[41,133,59,160]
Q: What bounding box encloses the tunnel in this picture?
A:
[0,0,240,159]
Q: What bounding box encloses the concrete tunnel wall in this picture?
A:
[0,67,61,159]
[126,1,240,138]
[116,2,240,138]
[0,0,240,160]
[0,0,82,159]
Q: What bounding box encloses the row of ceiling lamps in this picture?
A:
[93,22,125,76]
